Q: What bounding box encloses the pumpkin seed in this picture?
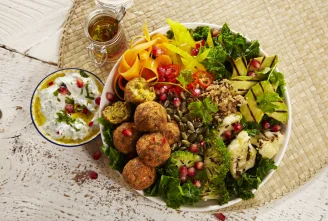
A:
[204,128,210,137]
[180,146,187,150]
[173,115,181,122]
[193,121,203,128]
[195,127,204,134]
[166,108,172,114]
[182,140,191,147]
[197,134,203,142]
[177,110,183,118]
[178,122,184,130]
[164,100,170,108]
[180,92,186,100]
[167,114,171,122]
[188,129,195,134]
[177,141,182,147]
[188,133,197,142]
[181,132,188,140]
[171,143,177,150]
[187,121,195,131]
[181,117,188,123]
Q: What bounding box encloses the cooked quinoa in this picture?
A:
[201,80,246,121]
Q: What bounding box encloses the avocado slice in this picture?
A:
[231,57,248,77]
[230,80,258,95]
[240,80,288,124]
[248,55,278,72]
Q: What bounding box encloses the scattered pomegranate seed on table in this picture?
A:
[92,151,102,160]
[89,171,98,180]
[95,97,101,105]
[122,128,132,137]
[214,213,226,221]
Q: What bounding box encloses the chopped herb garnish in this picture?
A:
[53,90,59,96]
[65,97,74,104]
[80,70,89,78]
[176,70,193,88]
[85,84,95,100]
[57,98,61,102]
[56,111,76,127]
[80,87,84,95]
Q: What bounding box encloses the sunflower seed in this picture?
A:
[188,133,197,142]
[195,127,204,134]
[187,121,195,131]
[197,134,204,142]
[173,115,181,122]
[204,128,210,137]
[167,114,171,122]
[181,132,188,140]
[182,140,191,147]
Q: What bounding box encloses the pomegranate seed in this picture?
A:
[155,89,161,96]
[192,88,201,97]
[88,121,94,127]
[190,48,199,56]
[92,151,102,160]
[159,86,168,94]
[65,104,74,114]
[106,92,115,103]
[59,87,68,95]
[82,108,88,114]
[195,43,201,49]
[48,82,54,86]
[247,71,256,77]
[152,137,156,142]
[187,167,196,177]
[76,78,84,88]
[157,66,166,76]
[164,67,176,78]
[89,171,98,180]
[159,94,167,102]
[250,59,261,70]
[122,128,132,137]
[262,121,271,130]
[233,123,243,132]
[195,161,204,170]
[173,97,181,107]
[201,39,205,46]
[223,130,232,140]
[159,76,166,82]
[200,140,205,146]
[271,124,282,132]
[214,213,226,221]
[192,179,201,188]
[162,137,167,144]
[189,144,198,153]
[95,97,101,105]
[152,46,164,57]
[212,29,219,37]
[179,165,188,177]
[180,175,187,183]
[56,131,59,134]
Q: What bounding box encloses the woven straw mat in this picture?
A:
[58,0,328,212]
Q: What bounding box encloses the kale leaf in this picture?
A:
[269,70,286,97]
[192,26,210,41]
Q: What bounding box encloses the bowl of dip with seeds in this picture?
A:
[31,68,104,147]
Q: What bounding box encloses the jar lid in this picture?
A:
[95,0,133,9]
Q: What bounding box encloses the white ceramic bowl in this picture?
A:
[31,68,104,147]
[99,23,292,211]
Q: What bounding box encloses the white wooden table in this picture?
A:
[0,1,327,220]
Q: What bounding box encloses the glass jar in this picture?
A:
[84,9,128,67]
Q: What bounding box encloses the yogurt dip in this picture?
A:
[32,69,103,145]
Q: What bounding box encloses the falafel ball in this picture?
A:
[134,101,167,132]
[136,133,171,167]
[122,157,156,190]
[113,122,141,154]
[102,101,133,124]
[161,121,180,145]
[124,77,156,103]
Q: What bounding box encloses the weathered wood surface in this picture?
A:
[0,47,327,220]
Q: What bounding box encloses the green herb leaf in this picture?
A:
[240,117,261,136]
[56,111,76,126]
[269,70,286,97]
[244,40,260,61]
[85,84,95,100]
[53,90,59,96]
[257,92,281,113]
[188,98,218,124]
[65,97,74,104]
[176,70,193,88]
[80,70,89,78]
